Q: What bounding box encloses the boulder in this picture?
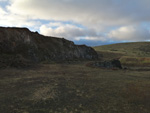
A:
[93,59,122,69]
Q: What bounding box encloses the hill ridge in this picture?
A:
[94,42,150,57]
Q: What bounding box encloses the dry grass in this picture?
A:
[120,56,150,67]
[94,42,150,57]
[0,62,150,113]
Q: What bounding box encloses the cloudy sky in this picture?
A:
[0,0,150,46]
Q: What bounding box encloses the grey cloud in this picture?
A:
[7,0,150,28]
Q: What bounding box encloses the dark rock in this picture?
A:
[93,59,122,69]
[111,59,122,69]
[0,27,98,68]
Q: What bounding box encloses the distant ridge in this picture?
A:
[94,42,150,57]
[0,27,98,68]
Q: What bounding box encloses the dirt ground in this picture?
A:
[0,62,150,113]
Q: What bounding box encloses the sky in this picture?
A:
[0,0,150,46]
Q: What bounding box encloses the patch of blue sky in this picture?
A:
[0,0,8,9]
[141,22,150,30]
[36,19,87,29]
[74,39,119,47]
[31,19,50,25]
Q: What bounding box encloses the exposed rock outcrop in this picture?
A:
[92,59,122,69]
[0,27,98,67]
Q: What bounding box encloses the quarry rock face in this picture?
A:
[0,27,98,67]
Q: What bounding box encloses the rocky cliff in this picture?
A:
[0,27,98,67]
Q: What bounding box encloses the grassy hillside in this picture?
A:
[0,63,150,113]
[94,42,150,57]
[94,42,150,67]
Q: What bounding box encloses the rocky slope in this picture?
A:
[0,27,98,67]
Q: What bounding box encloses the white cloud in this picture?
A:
[40,23,150,43]
[108,25,150,41]
[0,6,41,30]
[0,7,6,14]
[0,14,39,28]
[40,23,103,40]
[40,24,83,39]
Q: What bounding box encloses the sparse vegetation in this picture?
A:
[0,63,150,113]
[94,42,150,69]
[94,42,150,57]
[120,56,150,67]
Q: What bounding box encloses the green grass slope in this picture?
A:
[94,42,150,67]
[94,42,150,57]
